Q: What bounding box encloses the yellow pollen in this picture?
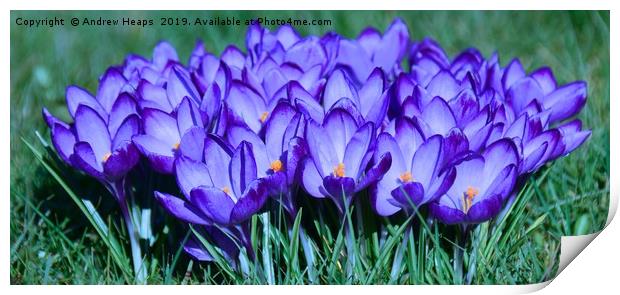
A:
[222,186,231,195]
[270,160,283,172]
[462,186,479,213]
[173,142,180,150]
[333,163,345,177]
[102,152,112,163]
[259,112,269,123]
[399,171,413,183]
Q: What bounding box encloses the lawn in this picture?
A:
[10,10,610,284]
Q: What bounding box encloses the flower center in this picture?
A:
[462,186,479,213]
[173,142,180,150]
[333,163,345,177]
[222,186,231,195]
[270,160,283,172]
[102,152,112,163]
[259,112,269,123]
[399,171,413,183]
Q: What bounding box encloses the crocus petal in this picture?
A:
[428,202,466,224]
[449,89,479,127]
[336,40,374,83]
[108,93,137,136]
[502,58,525,91]
[323,108,359,163]
[411,135,443,189]
[564,131,592,156]
[425,70,461,102]
[153,41,179,70]
[142,108,181,148]
[373,18,409,72]
[523,130,561,170]
[175,155,213,198]
[230,180,268,224]
[323,69,359,110]
[343,122,374,179]
[138,81,172,112]
[426,167,456,203]
[155,191,210,225]
[132,135,175,173]
[286,137,307,185]
[305,119,338,177]
[190,186,235,225]
[230,141,258,198]
[265,101,299,159]
[227,81,267,133]
[168,66,201,107]
[393,117,425,164]
[371,134,406,216]
[356,152,392,192]
[112,114,140,150]
[103,141,139,180]
[71,142,104,179]
[221,45,246,70]
[420,96,457,135]
[531,67,557,95]
[444,157,485,210]
[323,175,356,208]
[97,68,127,113]
[200,83,222,124]
[521,142,548,173]
[506,77,544,115]
[176,97,202,135]
[357,27,381,56]
[542,81,587,123]
[284,38,327,72]
[276,25,301,49]
[49,122,76,164]
[301,158,326,199]
[390,182,425,209]
[481,139,518,187]
[203,135,233,190]
[179,126,206,162]
[65,86,106,119]
[183,238,214,261]
[483,165,517,201]
[466,194,502,224]
[226,125,269,176]
[74,105,111,162]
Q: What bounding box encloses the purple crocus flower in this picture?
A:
[225,101,306,215]
[371,117,456,216]
[132,97,204,174]
[301,108,391,211]
[429,139,519,224]
[336,18,410,82]
[42,71,140,182]
[136,65,203,113]
[122,41,179,87]
[42,72,144,282]
[290,67,389,128]
[156,135,268,226]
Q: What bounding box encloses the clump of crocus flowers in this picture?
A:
[42,18,590,282]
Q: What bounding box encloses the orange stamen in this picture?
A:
[399,171,413,183]
[270,160,283,172]
[333,163,345,177]
[259,112,269,123]
[462,186,479,213]
[102,152,112,163]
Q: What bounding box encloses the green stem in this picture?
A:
[111,179,146,284]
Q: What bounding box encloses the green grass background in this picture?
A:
[10,11,609,284]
